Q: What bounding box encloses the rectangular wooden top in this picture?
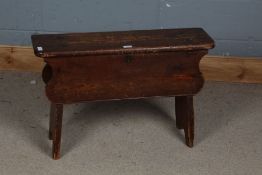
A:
[31,28,214,58]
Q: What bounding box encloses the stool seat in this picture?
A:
[31,28,214,57]
[31,28,214,160]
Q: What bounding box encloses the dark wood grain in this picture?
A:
[31,28,214,58]
[51,103,63,160]
[48,103,55,140]
[175,96,194,147]
[44,51,206,104]
[31,28,214,159]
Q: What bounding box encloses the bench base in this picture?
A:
[49,96,194,160]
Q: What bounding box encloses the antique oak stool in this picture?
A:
[31,28,214,159]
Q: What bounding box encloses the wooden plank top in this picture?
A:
[31,28,214,58]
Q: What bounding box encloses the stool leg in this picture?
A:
[175,98,184,130]
[175,96,194,147]
[49,103,55,140]
[51,103,63,160]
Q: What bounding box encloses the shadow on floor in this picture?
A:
[61,99,186,156]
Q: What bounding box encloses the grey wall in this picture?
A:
[1,0,262,56]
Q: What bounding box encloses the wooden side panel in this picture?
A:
[44,51,206,103]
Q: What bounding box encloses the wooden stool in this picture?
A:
[31,28,214,159]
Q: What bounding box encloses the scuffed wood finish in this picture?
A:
[31,28,214,58]
[31,28,214,159]
[49,103,56,140]
[44,51,207,104]
[175,96,194,147]
[50,103,63,160]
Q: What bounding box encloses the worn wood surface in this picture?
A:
[30,28,213,159]
[31,28,214,158]
[175,96,194,147]
[44,51,206,104]
[1,45,262,84]
[51,103,63,160]
[49,103,56,140]
[31,28,214,58]
[31,28,213,104]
